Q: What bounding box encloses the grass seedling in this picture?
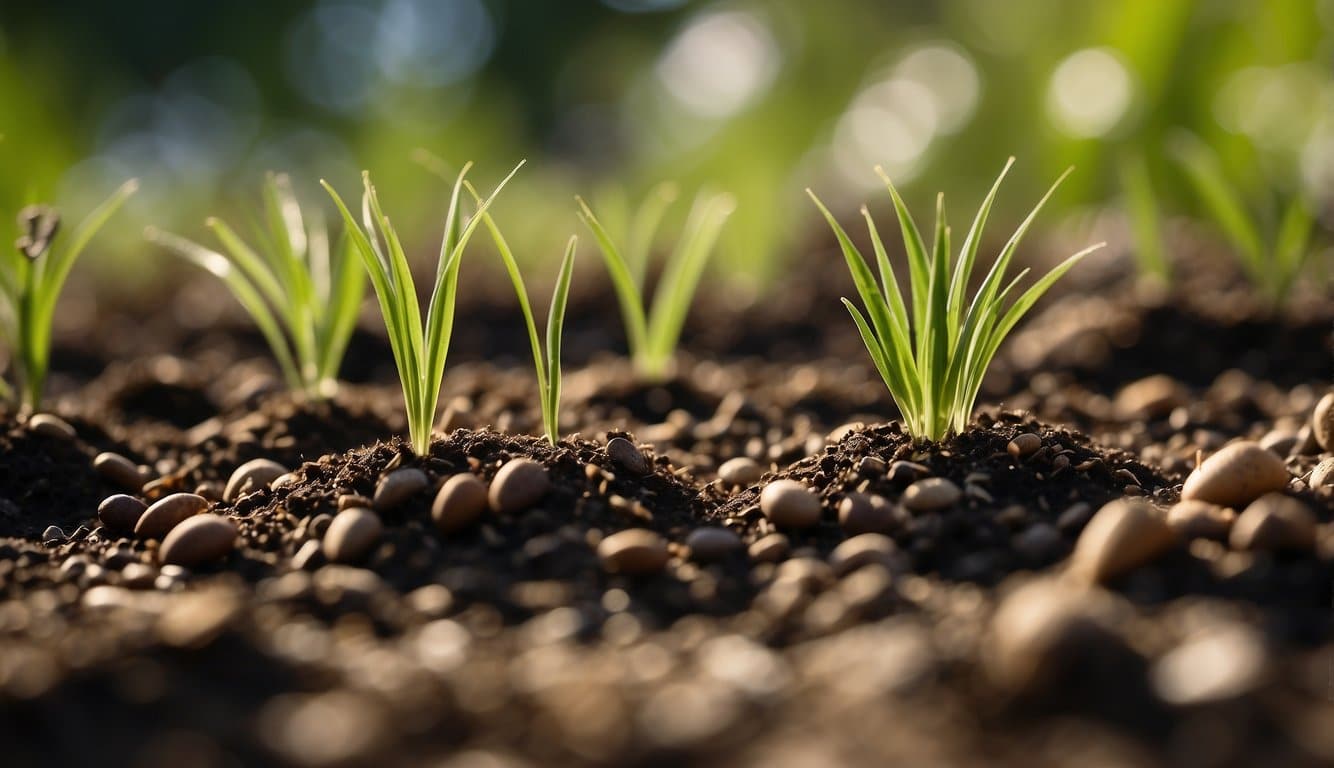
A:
[1119,151,1171,285]
[808,159,1104,442]
[147,174,366,399]
[0,179,138,411]
[1170,134,1314,306]
[577,186,734,381]
[322,163,521,455]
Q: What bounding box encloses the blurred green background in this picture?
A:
[1,0,1332,290]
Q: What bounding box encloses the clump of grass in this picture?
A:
[1170,133,1315,305]
[322,163,520,455]
[577,186,734,381]
[147,174,366,399]
[0,180,138,410]
[808,159,1103,442]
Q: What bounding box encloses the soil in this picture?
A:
[0,234,1332,768]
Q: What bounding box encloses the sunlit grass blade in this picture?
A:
[1170,134,1265,280]
[544,237,577,443]
[1119,151,1170,283]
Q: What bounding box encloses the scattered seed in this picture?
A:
[902,478,961,512]
[1229,493,1316,552]
[135,493,209,540]
[224,458,289,502]
[597,528,670,574]
[837,492,897,535]
[759,479,822,529]
[1166,500,1236,541]
[488,459,550,514]
[323,508,384,563]
[27,413,76,440]
[159,514,237,567]
[1181,441,1290,507]
[1310,458,1334,489]
[1114,374,1186,419]
[718,457,764,487]
[685,527,743,562]
[887,461,929,485]
[432,473,488,534]
[98,494,148,531]
[1007,433,1041,459]
[42,525,64,544]
[1069,499,1177,584]
[828,533,898,576]
[606,437,650,476]
[373,468,429,512]
[93,452,147,492]
[985,579,1125,695]
[1312,392,1333,452]
[856,455,887,476]
[748,532,789,563]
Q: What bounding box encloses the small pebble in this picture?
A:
[1166,500,1236,541]
[597,528,670,574]
[1312,392,1333,451]
[837,493,897,535]
[42,525,64,544]
[292,539,323,571]
[1229,493,1316,552]
[373,468,429,512]
[1310,457,1334,489]
[606,437,650,476]
[748,533,789,563]
[1013,523,1063,562]
[902,478,961,512]
[323,508,384,563]
[28,413,76,440]
[135,493,209,540]
[1069,499,1176,584]
[93,452,147,492]
[121,563,157,589]
[98,494,148,531]
[1114,374,1186,419]
[224,458,289,502]
[1151,623,1267,705]
[718,457,764,487]
[159,514,237,567]
[1007,433,1042,459]
[759,479,822,528]
[856,455,887,476]
[828,533,898,575]
[985,579,1126,695]
[432,473,488,534]
[488,459,550,514]
[1181,441,1290,507]
[685,527,743,562]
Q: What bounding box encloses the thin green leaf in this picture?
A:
[577,197,651,365]
[545,236,577,443]
[1170,134,1265,281]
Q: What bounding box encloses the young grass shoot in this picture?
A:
[147,173,366,399]
[322,163,521,455]
[0,179,138,410]
[808,159,1104,442]
[577,186,734,380]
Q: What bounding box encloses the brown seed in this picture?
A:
[1165,500,1236,541]
[159,514,237,567]
[373,468,429,511]
[685,527,743,562]
[1310,458,1334,489]
[28,413,76,440]
[759,479,822,528]
[94,452,147,492]
[1007,433,1042,459]
[323,508,383,563]
[1181,441,1290,507]
[488,459,550,513]
[718,457,763,487]
[902,478,961,512]
[431,473,488,534]
[135,493,209,540]
[223,458,289,502]
[606,437,650,476]
[837,492,897,534]
[985,579,1125,695]
[1114,374,1187,419]
[828,533,898,576]
[1070,499,1177,584]
[597,528,670,574]
[748,532,789,562]
[1229,493,1316,552]
[98,494,148,531]
[1313,392,1334,452]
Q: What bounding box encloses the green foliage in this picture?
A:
[322,163,520,455]
[1170,134,1315,305]
[809,159,1103,441]
[577,186,734,381]
[147,174,366,400]
[0,179,137,410]
[1119,151,1171,284]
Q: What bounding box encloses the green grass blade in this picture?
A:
[645,191,733,373]
[627,182,678,288]
[1119,151,1170,283]
[861,207,911,344]
[262,173,319,381]
[1272,197,1313,301]
[842,297,917,433]
[577,197,650,366]
[923,195,951,437]
[544,236,577,444]
[206,217,287,310]
[948,157,1013,346]
[1170,134,1265,282]
[316,234,367,386]
[874,166,931,353]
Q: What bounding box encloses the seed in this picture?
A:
[135,493,209,540]
[1312,392,1333,451]
[685,527,743,562]
[98,494,148,531]
[1165,500,1236,541]
[1181,441,1290,507]
[1229,493,1315,552]
[431,473,488,534]
[159,514,237,567]
[42,525,64,544]
[748,532,789,562]
[27,413,76,440]
[828,533,898,576]
[759,479,822,529]
[902,478,961,512]
[597,528,670,574]
[93,452,147,492]
[323,508,383,563]
[718,457,763,487]
[373,468,429,511]
[606,437,650,476]
[223,458,289,502]
[488,459,550,514]
[1069,499,1177,584]
[1114,374,1186,419]
[1309,458,1334,489]
[1007,433,1042,459]
[837,492,897,535]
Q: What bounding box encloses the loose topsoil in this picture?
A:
[0,236,1332,768]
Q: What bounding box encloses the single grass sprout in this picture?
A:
[322,163,521,455]
[1119,151,1171,285]
[147,173,366,399]
[808,159,1104,441]
[0,179,138,410]
[1170,133,1315,306]
[577,185,734,381]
